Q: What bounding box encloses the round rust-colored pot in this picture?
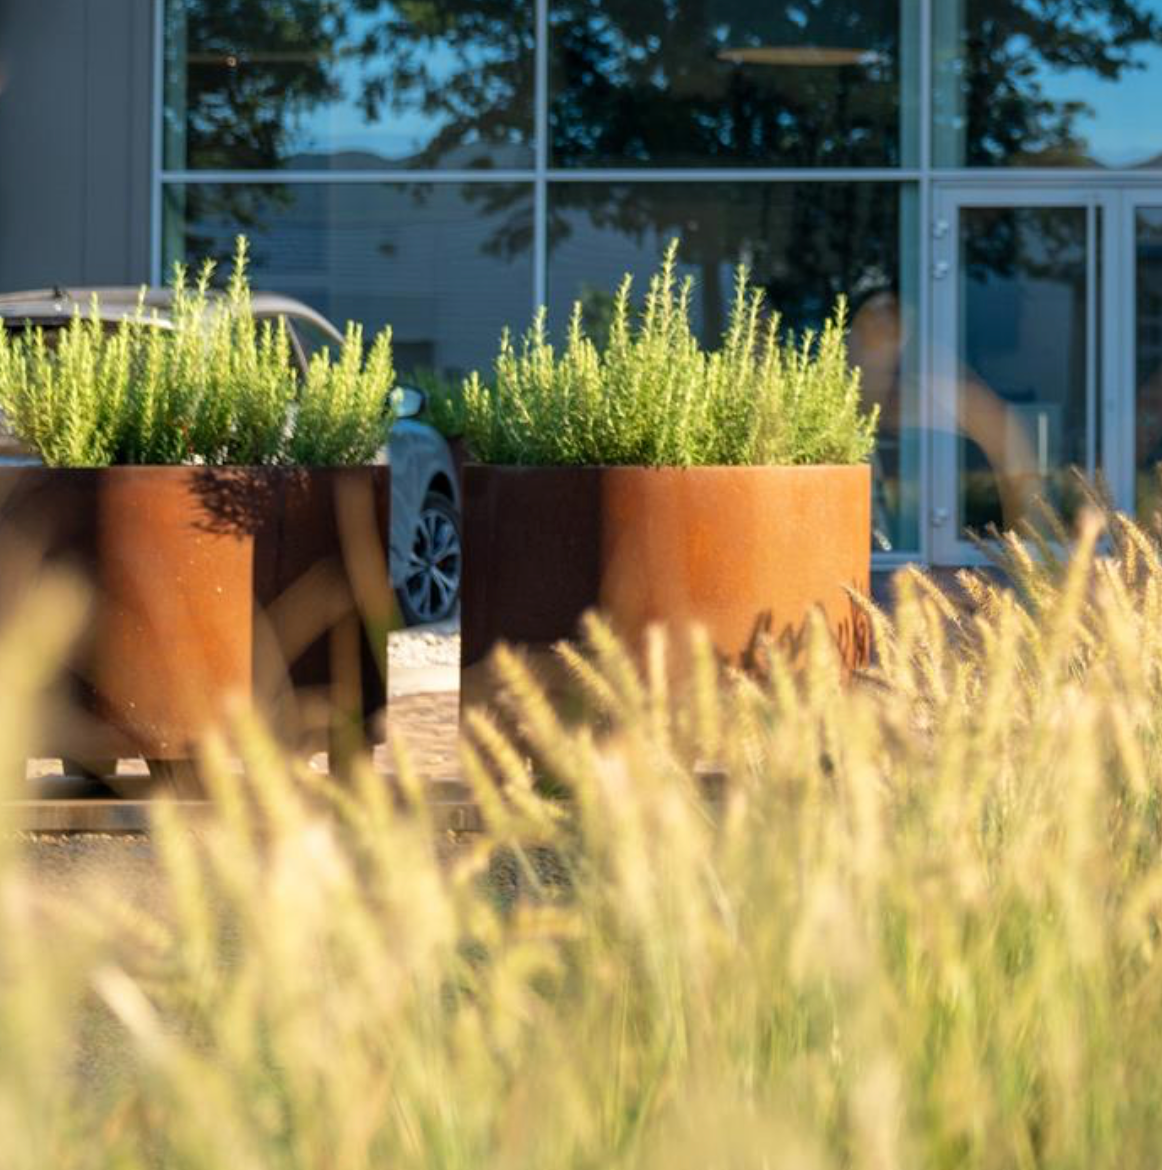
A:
[0,465,390,772]
[461,463,871,708]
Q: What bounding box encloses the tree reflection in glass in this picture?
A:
[550,0,911,168]
[934,0,1162,168]
[164,0,535,171]
[164,1,917,173]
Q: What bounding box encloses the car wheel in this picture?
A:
[397,492,462,625]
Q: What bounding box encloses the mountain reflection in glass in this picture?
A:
[163,0,535,171]
[934,0,1162,168]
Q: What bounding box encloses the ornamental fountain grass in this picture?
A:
[459,242,877,710]
[0,240,394,792]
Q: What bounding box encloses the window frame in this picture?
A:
[157,0,1041,564]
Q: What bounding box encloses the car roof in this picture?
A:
[0,287,344,342]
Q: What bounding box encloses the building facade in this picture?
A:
[3,1,1162,566]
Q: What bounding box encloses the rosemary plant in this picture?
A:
[463,240,878,467]
[411,367,467,440]
[0,238,394,467]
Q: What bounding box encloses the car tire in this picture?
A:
[397,492,462,626]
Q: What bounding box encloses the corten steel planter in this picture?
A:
[446,436,469,487]
[0,465,391,779]
[252,465,394,766]
[461,463,871,709]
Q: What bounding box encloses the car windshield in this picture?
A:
[0,318,168,348]
[288,316,341,363]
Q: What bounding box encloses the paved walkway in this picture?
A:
[381,691,459,777]
[27,691,462,791]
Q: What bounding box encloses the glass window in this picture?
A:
[549,0,918,169]
[546,181,921,552]
[954,206,1093,535]
[164,183,534,377]
[163,1,535,171]
[934,1,1162,168]
[1136,208,1162,515]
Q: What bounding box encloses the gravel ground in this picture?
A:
[389,614,460,669]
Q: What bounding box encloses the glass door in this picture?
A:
[931,187,1114,563]
[1123,190,1162,522]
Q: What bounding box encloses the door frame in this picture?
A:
[929,182,1123,564]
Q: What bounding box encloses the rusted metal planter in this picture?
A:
[446,436,469,488]
[0,465,390,773]
[461,464,871,708]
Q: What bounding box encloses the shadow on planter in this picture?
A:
[739,592,873,677]
[0,465,392,794]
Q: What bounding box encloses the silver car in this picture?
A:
[0,287,463,626]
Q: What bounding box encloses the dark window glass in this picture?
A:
[1137,208,1162,515]
[546,181,921,551]
[934,1,1162,168]
[164,183,533,377]
[955,207,1092,535]
[164,1,535,171]
[549,1,915,169]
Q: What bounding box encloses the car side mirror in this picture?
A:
[392,385,426,420]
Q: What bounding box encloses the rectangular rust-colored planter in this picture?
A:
[0,465,391,768]
[461,463,871,709]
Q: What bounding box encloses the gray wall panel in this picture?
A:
[0,0,152,291]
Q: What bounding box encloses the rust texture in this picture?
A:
[0,466,390,763]
[91,468,254,759]
[461,464,871,704]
